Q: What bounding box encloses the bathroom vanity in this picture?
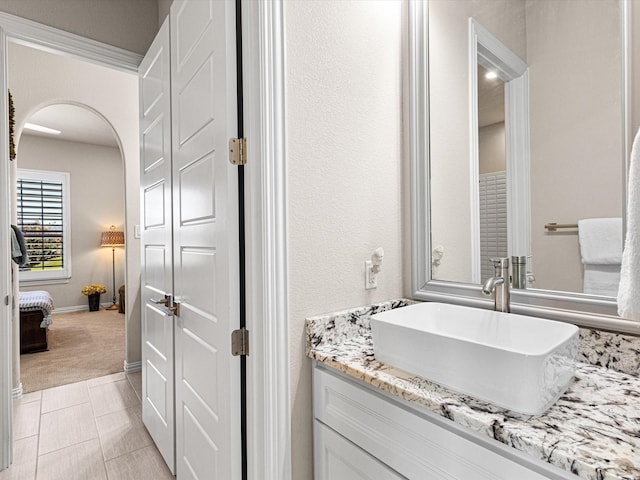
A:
[313,365,569,480]
[307,300,640,480]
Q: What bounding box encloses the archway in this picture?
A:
[15,102,127,392]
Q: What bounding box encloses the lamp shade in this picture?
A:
[100,226,125,247]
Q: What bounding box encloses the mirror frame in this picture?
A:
[409,0,640,335]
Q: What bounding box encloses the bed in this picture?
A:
[19,290,54,354]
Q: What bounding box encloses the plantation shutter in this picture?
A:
[16,177,64,272]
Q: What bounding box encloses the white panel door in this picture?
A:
[139,18,176,474]
[170,1,239,479]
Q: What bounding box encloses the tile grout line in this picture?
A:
[104,443,153,467]
[33,382,102,472]
[86,379,111,479]
[104,372,153,476]
[11,372,160,480]
[35,394,42,480]
[93,374,145,477]
[125,373,142,403]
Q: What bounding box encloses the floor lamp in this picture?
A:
[100,225,125,311]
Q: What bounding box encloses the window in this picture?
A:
[16,169,71,283]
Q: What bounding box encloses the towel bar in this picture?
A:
[545,222,578,232]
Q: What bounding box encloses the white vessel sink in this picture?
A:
[370,302,578,415]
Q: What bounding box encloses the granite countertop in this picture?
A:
[306,300,640,480]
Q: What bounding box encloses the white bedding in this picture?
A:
[19,290,54,327]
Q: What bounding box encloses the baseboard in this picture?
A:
[12,383,23,399]
[52,305,89,313]
[123,360,141,373]
[52,303,113,314]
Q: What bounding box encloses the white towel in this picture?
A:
[583,265,620,297]
[618,127,640,320]
[577,218,622,264]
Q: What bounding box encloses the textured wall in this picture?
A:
[479,122,506,174]
[157,0,172,28]
[528,0,622,293]
[285,1,405,478]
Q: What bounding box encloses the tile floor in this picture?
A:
[1,372,175,480]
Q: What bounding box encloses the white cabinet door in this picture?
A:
[315,420,407,480]
[170,0,239,479]
[139,18,175,474]
[314,366,569,480]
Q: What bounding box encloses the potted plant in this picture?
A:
[81,283,106,311]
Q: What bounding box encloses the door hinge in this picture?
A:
[232,328,250,356]
[229,137,247,165]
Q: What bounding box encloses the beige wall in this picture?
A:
[158,0,172,27]
[527,0,622,293]
[479,122,506,174]
[8,42,141,373]
[0,0,159,55]
[17,136,125,309]
[429,0,526,283]
[285,1,405,478]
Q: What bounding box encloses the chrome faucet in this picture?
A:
[511,255,527,289]
[482,257,510,312]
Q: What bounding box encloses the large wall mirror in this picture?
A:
[410,0,640,334]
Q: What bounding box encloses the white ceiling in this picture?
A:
[22,104,119,148]
[477,64,505,128]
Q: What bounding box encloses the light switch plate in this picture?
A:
[365,260,377,289]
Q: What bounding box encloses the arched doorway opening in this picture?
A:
[15,102,127,393]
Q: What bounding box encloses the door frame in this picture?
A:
[0,3,291,479]
[242,2,291,478]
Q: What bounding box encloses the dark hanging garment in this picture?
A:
[10,224,28,266]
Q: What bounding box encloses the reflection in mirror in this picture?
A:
[528,1,623,296]
[477,64,507,283]
[428,0,625,298]
[410,0,640,331]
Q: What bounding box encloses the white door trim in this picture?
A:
[243,1,291,479]
[0,5,290,477]
[0,23,13,471]
[468,19,530,281]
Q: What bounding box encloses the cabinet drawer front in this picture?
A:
[314,420,407,480]
[314,366,558,480]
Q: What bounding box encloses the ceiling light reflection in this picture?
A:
[24,122,61,135]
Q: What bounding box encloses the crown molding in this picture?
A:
[0,11,142,73]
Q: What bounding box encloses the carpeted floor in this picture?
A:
[20,308,125,393]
